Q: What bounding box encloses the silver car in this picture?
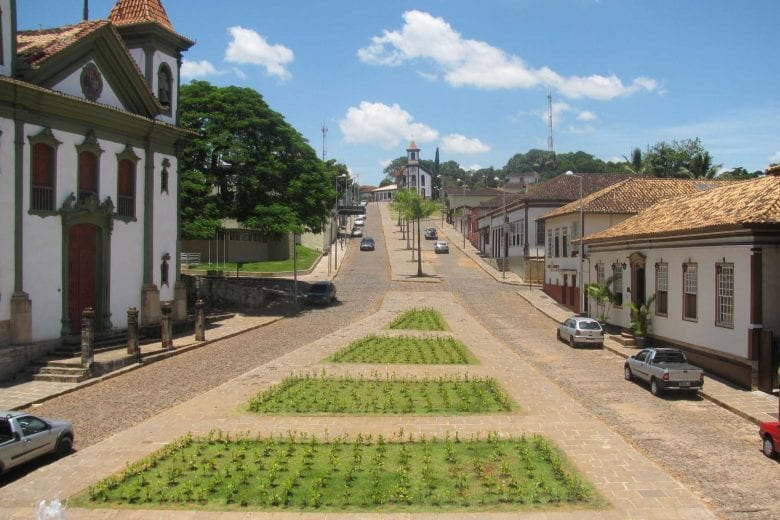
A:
[0,411,74,474]
[557,316,604,347]
[434,240,449,254]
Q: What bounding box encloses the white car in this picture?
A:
[434,240,449,254]
[354,217,365,226]
[0,411,74,474]
[556,316,604,347]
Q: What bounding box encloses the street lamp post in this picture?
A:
[460,183,468,248]
[495,177,508,279]
[565,171,585,314]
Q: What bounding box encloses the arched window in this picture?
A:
[157,63,172,108]
[78,151,98,202]
[117,159,135,217]
[31,143,55,211]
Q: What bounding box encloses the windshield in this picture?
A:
[578,321,602,331]
[310,284,329,293]
[654,351,686,363]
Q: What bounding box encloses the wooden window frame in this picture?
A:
[28,128,61,215]
[715,263,734,328]
[655,262,668,316]
[682,263,698,321]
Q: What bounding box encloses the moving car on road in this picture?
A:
[351,226,363,237]
[360,237,375,251]
[556,316,604,348]
[425,227,438,240]
[0,411,74,474]
[305,281,337,305]
[434,240,449,254]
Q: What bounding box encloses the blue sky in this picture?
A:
[20,0,780,186]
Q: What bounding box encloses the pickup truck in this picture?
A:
[0,411,74,474]
[624,347,704,396]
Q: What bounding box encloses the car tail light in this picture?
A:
[699,372,704,382]
[663,373,669,382]
[575,329,581,336]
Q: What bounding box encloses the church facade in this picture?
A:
[0,0,193,348]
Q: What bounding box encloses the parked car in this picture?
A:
[0,411,74,474]
[624,347,704,396]
[425,227,438,240]
[556,316,604,348]
[354,217,365,226]
[336,226,347,238]
[434,240,449,254]
[759,421,779,459]
[305,281,336,305]
[360,237,375,251]
[351,226,363,237]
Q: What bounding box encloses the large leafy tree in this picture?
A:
[179,80,335,239]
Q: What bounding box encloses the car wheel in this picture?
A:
[56,436,73,457]
[569,335,576,348]
[762,435,776,458]
[650,378,662,396]
[624,365,633,381]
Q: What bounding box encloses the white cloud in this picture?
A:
[770,151,780,164]
[181,59,220,79]
[577,111,597,121]
[441,134,490,154]
[339,101,439,149]
[225,26,294,80]
[358,10,657,100]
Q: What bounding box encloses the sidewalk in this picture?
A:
[439,219,779,425]
[0,235,351,411]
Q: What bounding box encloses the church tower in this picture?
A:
[0,0,16,77]
[108,0,193,125]
[407,140,420,165]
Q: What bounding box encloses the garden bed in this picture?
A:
[75,431,604,512]
[248,374,514,414]
[388,307,448,331]
[330,335,476,364]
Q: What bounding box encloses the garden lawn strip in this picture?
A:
[329,334,476,364]
[388,307,448,331]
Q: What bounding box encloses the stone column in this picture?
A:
[80,308,95,374]
[194,299,206,342]
[126,307,139,359]
[10,292,32,345]
[161,301,173,350]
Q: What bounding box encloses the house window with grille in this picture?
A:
[554,228,560,257]
[595,263,605,286]
[31,143,55,211]
[716,263,734,327]
[547,229,552,257]
[612,265,623,307]
[536,220,545,246]
[78,151,98,202]
[562,227,568,257]
[683,263,697,321]
[117,159,135,218]
[655,262,668,316]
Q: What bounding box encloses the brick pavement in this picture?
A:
[0,202,773,518]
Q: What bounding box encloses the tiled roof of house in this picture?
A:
[543,177,731,219]
[17,21,110,66]
[583,176,778,244]
[521,173,625,203]
[108,0,174,30]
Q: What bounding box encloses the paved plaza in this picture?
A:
[0,203,776,519]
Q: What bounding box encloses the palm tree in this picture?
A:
[391,189,414,248]
[681,152,721,179]
[622,148,648,175]
[392,189,438,276]
[586,275,616,324]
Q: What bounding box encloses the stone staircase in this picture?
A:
[27,331,130,383]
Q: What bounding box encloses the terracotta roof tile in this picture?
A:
[583,176,778,243]
[108,0,174,31]
[522,173,626,202]
[543,177,732,219]
[17,21,110,66]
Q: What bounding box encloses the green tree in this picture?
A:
[644,138,710,178]
[179,80,335,239]
[681,151,721,179]
[391,190,438,276]
[622,148,649,175]
[719,167,762,180]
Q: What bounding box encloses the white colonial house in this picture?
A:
[0,0,193,358]
[539,177,729,314]
[582,173,779,391]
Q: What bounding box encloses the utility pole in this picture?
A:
[321,123,328,161]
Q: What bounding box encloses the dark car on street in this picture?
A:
[305,281,337,305]
[425,227,438,240]
[360,237,375,251]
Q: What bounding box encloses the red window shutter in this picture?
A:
[79,152,97,193]
[32,143,52,187]
[118,160,134,196]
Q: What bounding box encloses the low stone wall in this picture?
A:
[0,340,60,382]
[189,276,308,311]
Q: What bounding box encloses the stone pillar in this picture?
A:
[160,301,173,350]
[80,308,95,374]
[10,292,32,345]
[126,307,139,359]
[173,280,187,321]
[140,284,161,327]
[194,299,206,342]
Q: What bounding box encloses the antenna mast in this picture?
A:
[83,0,89,20]
[321,123,328,161]
[547,91,554,153]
